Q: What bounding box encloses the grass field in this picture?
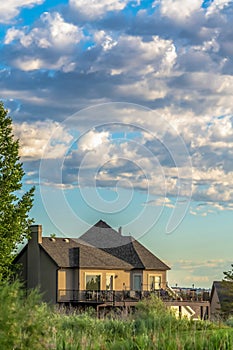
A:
[1,280,233,350]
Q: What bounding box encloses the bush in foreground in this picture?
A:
[0,280,53,349]
[1,282,233,349]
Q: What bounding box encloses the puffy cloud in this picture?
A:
[92,33,177,77]
[159,0,203,22]
[13,120,73,160]
[5,12,83,49]
[1,0,233,215]
[206,0,232,16]
[78,130,110,152]
[4,12,83,71]
[11,56,77,72]
[0,0,44,23]
[69,0,129,18]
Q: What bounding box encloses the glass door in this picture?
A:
[133,274,142,291]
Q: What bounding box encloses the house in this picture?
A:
[210,281,233,320]
[15,220,170,305]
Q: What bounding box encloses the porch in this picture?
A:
[57,288,210,319]
[57,287,210,304]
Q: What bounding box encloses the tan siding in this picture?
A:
[79,269,130,290]
[79,269,167,291]
[58,269,73,290]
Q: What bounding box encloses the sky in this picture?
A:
[1,0,233,288]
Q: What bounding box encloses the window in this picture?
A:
[149,275,161,290]
[106,274,114,290]
[85,274,101,290]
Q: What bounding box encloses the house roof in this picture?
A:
[102,239,170,270]
[79,220,170,271]
[79,220,128,249]
[19,219,169,271]
[41,237,133,270]
[211,281,233,306]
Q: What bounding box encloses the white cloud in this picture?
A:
[1,0,233,214]
[13,120,73,160]
[78,130,110,152]
[174,259,226,270]
[4,12,83,71]
[92,34,177,77]
[206,0,232,16]
[12,56,77,72]
[144,197,175,208]
[4,28,25,45]
[5,12,83,49]
[69,0,129,18]
[159,0,203,22]
[0,0,44,23]
[39,12,83,49]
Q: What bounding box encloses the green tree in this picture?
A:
[218,265,233,318]
[0,102,34,279]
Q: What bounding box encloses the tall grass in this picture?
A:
[1,281,233,349]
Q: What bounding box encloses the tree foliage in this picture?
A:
[223,265,233,282]
[0,102,34,278]
[219,265,233,318]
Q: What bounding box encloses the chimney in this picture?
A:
[30,225,42,244]
[27,225,42,290]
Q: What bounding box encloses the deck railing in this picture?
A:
[57,288,210,303]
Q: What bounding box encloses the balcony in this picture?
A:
[57,288,210,304]
[58,289,142,304]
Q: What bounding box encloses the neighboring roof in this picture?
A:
[41,237,133,270]
[211,281,233,306]
[80,220,170,271]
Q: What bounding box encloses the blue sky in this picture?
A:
[1,0,233,288]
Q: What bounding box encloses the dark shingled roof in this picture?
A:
[211,281,233,306]
[41,237,133,269]
[79,220,129,249]
[79,220,170,271]
[103,239,170,270]
[15,220,170,272]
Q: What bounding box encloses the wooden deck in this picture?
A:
[57,288,210,319]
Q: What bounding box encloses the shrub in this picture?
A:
[0,280,53,349]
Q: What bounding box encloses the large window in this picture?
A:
[149,275,161,290]
[85,274,101,290]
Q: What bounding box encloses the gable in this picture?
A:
[211,281,233,307]
[80,220,170,271]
